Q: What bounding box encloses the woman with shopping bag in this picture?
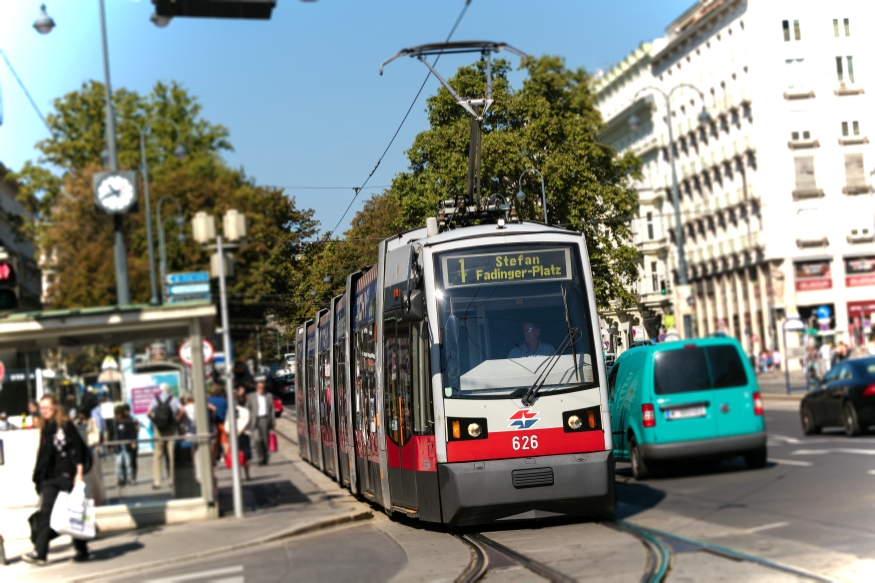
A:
[23,395,92,566]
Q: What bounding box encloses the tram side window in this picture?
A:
[354,329,365,432]
[364,325,377,434]
[306,353,317,425]
[334,340,348,447]
[318,349,332,433]
[384,319,413,446]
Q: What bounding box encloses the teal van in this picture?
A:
[608,337,766,480]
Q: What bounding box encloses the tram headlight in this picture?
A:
[447,417,488,440]
[563,406,602,433]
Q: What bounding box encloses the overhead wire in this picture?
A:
[0,49,52,135]
[325,0,473,240]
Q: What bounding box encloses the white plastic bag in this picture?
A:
[50,481,96,540]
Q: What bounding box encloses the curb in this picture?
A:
[761,394,804,402]
[67,508,373,582]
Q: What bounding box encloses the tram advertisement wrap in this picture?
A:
[442,248,572,288]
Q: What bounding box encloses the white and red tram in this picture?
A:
[295,221,615,524]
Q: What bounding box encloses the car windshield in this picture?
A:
[435,244,597,399]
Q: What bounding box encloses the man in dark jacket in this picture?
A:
[246,377,275,465]
[24,395,91,565]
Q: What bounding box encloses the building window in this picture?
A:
[786,58,806,90]
[651,262,659,293]
[844,153,866,188]
[841,121,860,137]
[791,130,811,141]
[836,56,855,84]
[794,156,817,191]
[834,18,851,37]
[782,19,801,41]
[646,212,654,240]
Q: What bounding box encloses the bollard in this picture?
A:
[0,534,7,565]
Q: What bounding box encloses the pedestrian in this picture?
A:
[246,376,275,466]
[771,348,781,372]
[109,405,137,486]
[122,404,139,483]
[208,384,229,466]
[147,383,183,490]
[0,409,17,430]
[28,400,43,430]
[73,409,99,447]
[836,341,849,362]
[227,397,252,480]
[23,395,91,565]
[180,392,212,483]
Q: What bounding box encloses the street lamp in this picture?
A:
[150,11,172,28]
[517,168,548,224]
[117,117,187,305]
[628,83,712,339]
[32,4,55,34]
[192,209,247,519]
[157,196,186,303]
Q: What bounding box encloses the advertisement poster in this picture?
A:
[795,260,832,292]
[124,371,181,454]
[845,256,875,287]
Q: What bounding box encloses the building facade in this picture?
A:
[595,0,875,366]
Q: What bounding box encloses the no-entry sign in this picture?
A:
[178,339,215,366]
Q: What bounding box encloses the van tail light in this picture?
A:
[753,391,764,416]
[642,404,656,428]
[863,384,875,397]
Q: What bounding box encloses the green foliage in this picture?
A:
[7,81,317,362]
[391,55,641,308]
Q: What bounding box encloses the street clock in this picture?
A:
[93,171,138,214]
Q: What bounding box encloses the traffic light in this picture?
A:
[0,256,18,313]
[660,280,667,295]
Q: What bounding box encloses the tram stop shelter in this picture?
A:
[0,301,218,545]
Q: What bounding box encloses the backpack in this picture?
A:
[153,394,175,431]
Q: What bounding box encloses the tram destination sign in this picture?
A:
[442,248,572,288]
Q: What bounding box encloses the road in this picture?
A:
[116,403,875,582]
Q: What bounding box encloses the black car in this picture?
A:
[801,356,875,436]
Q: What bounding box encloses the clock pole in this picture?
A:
[99,0,130,306]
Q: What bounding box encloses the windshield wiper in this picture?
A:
[561,285,579,382]
[521,328,579,407]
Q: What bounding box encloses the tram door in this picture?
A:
[306,322,322,467]
[384,320,417,510]
[354,324,376,497]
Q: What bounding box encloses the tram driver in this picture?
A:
[508,321,556,358]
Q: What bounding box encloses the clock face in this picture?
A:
[97,174,136,213]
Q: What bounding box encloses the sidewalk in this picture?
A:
[757,369,808,400]
[2,412,372,582]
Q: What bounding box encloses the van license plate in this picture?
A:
[665,406,706,420]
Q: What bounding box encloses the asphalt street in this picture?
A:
[110,403,875,582]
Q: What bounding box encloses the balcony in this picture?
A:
[842,175,872,195]
[792,177,824,200]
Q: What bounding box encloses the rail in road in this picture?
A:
[453,518,831,583]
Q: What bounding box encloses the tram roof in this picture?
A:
[396,221,580,248]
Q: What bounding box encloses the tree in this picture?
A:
[391,56,641,308]
[7,81,318,362]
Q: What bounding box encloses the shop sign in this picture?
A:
[795,260,832,292]
[847,300,875,318]
[845,256,875,287]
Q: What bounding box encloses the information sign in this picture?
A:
[441,248,572,288]
[169,283,211,296]
[166,271,210,285]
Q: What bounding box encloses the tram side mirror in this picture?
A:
[402,290,424,322]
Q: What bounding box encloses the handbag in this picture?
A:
[269,432,278,453]
[49,482,96,540]
[224,450,246,469]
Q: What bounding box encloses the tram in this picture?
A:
[294,201,615,525]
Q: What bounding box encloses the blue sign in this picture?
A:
[169,283,211,296]
[815,305,832,320]
[167,271,210,285]
[167,295,211,304]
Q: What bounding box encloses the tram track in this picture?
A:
[455,531,575,583]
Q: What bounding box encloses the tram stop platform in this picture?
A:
[2,412,372,582]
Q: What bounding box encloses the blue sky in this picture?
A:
[0,0,691,235]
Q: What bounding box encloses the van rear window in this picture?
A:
[654,344,748,394]
[654,348,710,394]
[707,345,748,388]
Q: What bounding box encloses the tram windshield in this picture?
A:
[435,244,598,399]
